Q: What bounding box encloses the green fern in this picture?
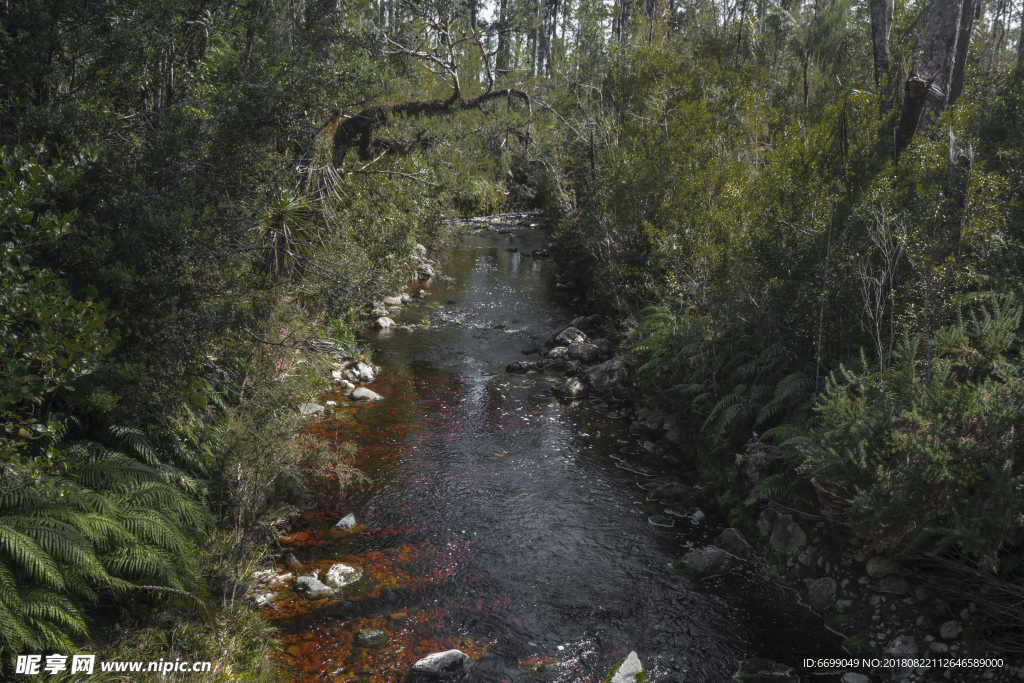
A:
[0,425,210,660]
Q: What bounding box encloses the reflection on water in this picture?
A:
[265,224,842,682]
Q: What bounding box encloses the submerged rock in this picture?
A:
[733,658,798,682]
[324,562,363,589]
[356,628,387,648]
[412,649,470,677]
[506,361,534,374]
[351,387,382,401]
[294,575,333,598]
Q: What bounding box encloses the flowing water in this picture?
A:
[265,219,844,683]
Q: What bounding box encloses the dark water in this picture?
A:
[268,222,843,683]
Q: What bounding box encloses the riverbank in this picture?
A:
[522,223,1024,683]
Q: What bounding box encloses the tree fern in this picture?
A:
[0,424,210,660]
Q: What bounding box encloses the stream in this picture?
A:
[265,218,844,683]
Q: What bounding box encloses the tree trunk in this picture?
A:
[893,70,939,162]
[869,0,894,113]
[947,0,976,106]
[497,0,509,74]
[1018,4,1024,65]
[918,0,965,126]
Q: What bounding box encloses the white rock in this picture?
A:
[382,296,402,306]
[325,400,337,407]
[338,380,356,395]
[611,652,644,683]
[298,402,323,415]
[374,317,394,330]
[335,513,356,530]
[352,362,375,382]
[351,387,382,401]
[323,562,362,590]
[412,649,470,676]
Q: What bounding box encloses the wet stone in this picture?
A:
[355,628,387,648]
[294,575,333,598]
[334,513,356,530]
[350,387,382,401]
[412,649,470,677]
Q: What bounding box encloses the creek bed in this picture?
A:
[265,220,844,682]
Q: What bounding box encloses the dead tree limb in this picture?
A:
[328,88,531,167]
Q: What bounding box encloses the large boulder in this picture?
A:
[554,326,589,346]
[374,317,394,330]
[294,575,333,598]
[714,528,753,559]
[769,513,807,556]
[672,547,734,578]
[586,358,631,391]
[412,650,470,677]
[417,263,435,278]
[351,387,382,401]
[567,343,602,364]
[324,563,362,590]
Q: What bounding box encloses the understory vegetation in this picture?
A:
[3,0,1024,675]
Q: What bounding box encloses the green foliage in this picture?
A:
[803,304,1024,565]
[1,146,119,468]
